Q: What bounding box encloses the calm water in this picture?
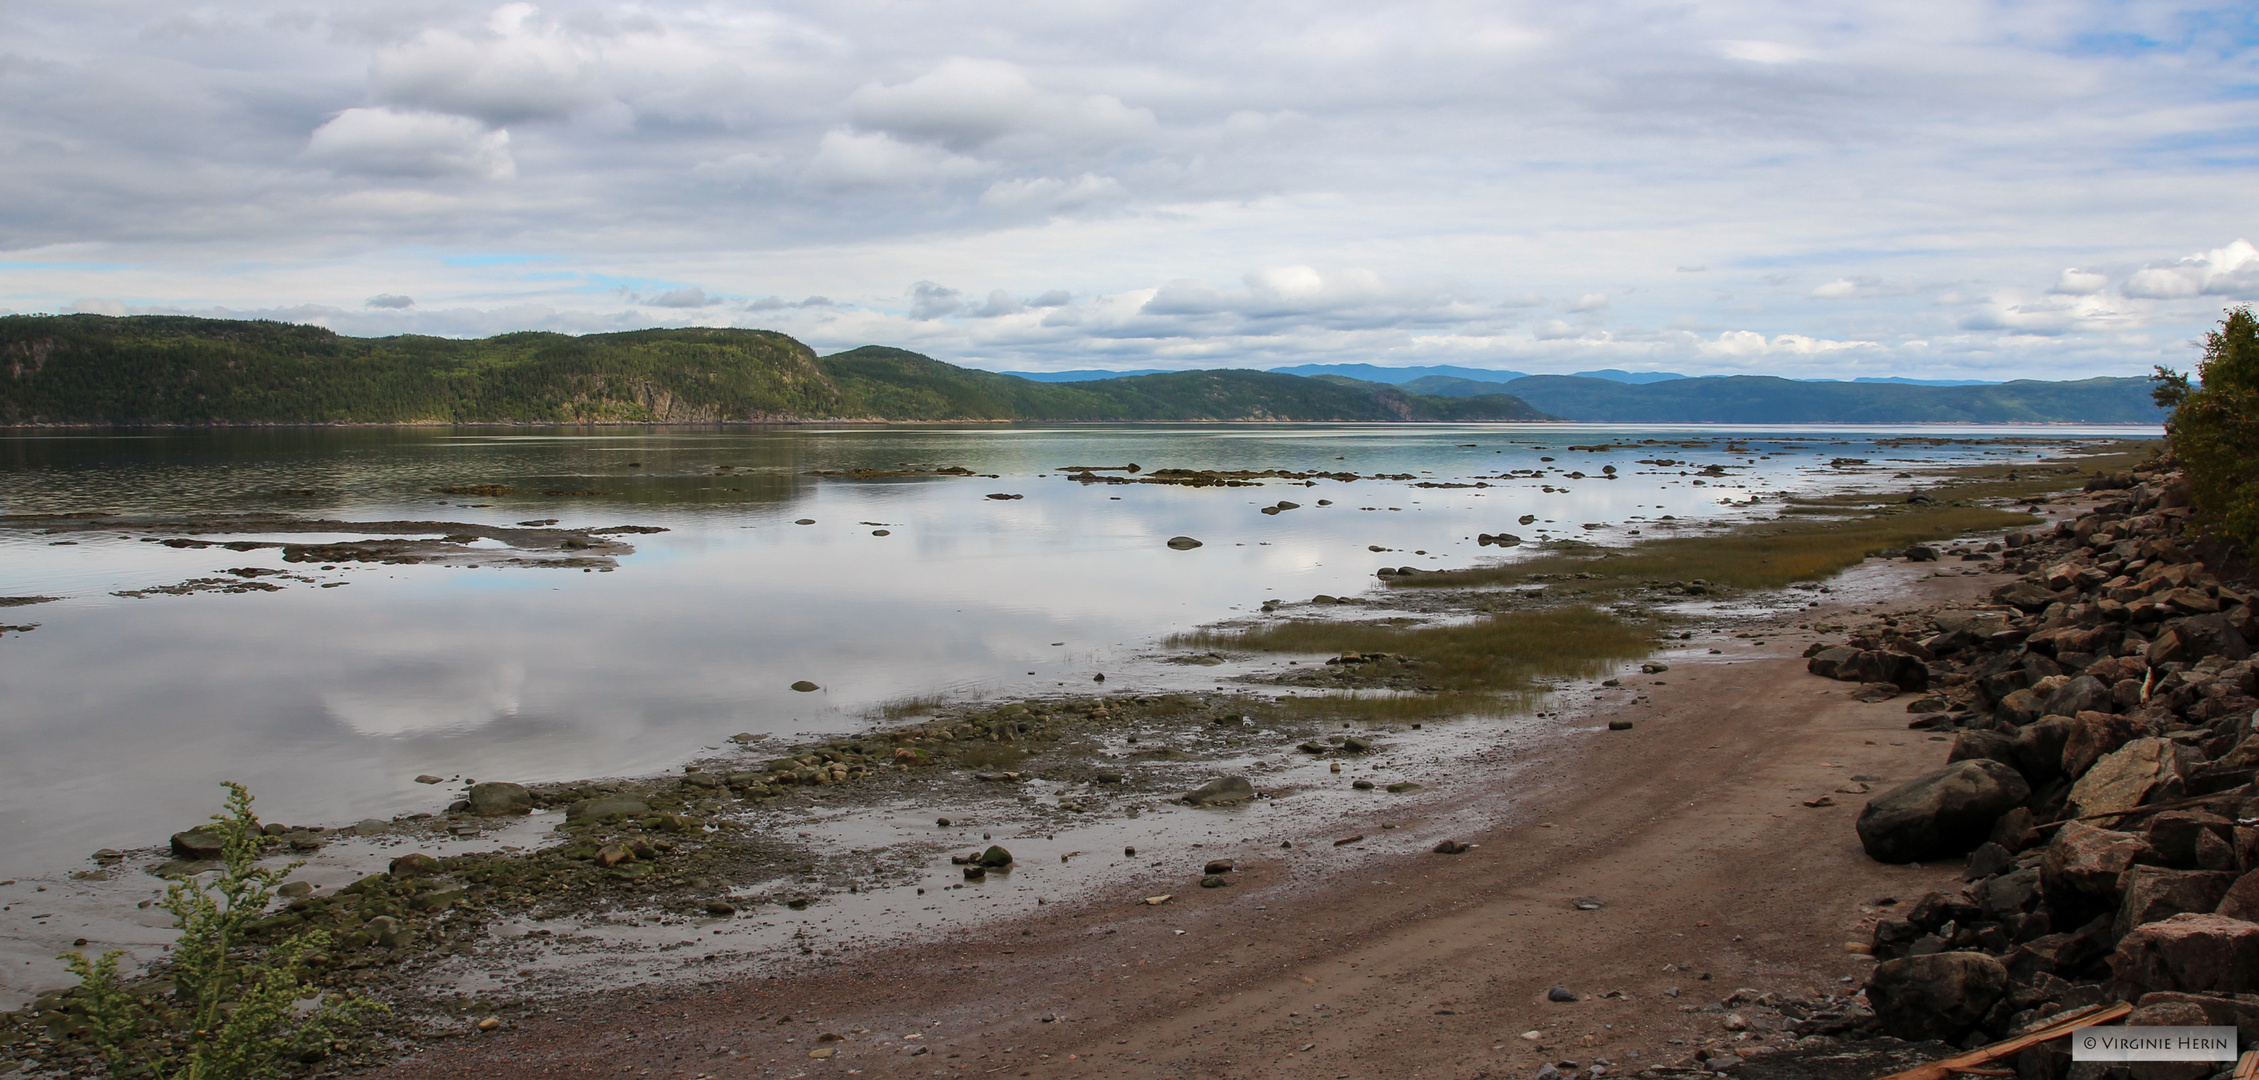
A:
[0,424,2153,876]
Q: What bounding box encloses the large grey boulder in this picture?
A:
[1856,759,2031,864]
[466,781,532,816]
[2115,867,2238,941]
[1865,952,2009,1041]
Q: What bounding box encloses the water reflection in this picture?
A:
[0,423,2152,876]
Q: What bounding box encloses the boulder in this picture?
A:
[2148,614,2251,667]
[389,852,441,877]
[168,828,227,861]
[1993,581,2061,613]
[2063,711,2142,778]
[977,845,1014,868]
[2143,811,2235,869]
[466,781,532,816]
[2012,716,2077,785]
[1857,759,2032,864]
[2115,868,2238,940]
[1996,688,2048,727]
[2110,913,2259,996]
[2045,676,2113,718]
[2042,821,2153,901]
[1166,536,1203,550]
[1807,646,1862,679]
[1182,776,1256,807]
[1947,729,2018,768]
[2066,738,2188,818]
[566,797,651,822]
[2217,871,2259,922]
[1865,952,2009,1041]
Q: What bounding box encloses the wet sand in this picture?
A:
[359,549,2043,1079]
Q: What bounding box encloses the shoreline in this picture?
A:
[0,420,2159,432]
[0,440,2146,1076]
[350,515,2084,1080]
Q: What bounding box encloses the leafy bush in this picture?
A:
[63,783,378,1079]
[2155,307,2259,550]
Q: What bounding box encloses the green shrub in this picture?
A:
[62,783,378,1079]
[2155,307,2259,550]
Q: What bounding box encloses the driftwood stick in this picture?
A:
[1874,1001,2134,1080]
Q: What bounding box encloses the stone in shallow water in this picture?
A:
[1166,536,1203,550]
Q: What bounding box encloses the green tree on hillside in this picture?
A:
[2154,306,2259,549]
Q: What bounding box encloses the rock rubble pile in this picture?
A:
[1804,462,2259,1073]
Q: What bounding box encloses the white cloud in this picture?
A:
[364,293,415,308]
[801,129,985,189]
[306,107,514,179]
[644,287,713,308]
[847,58,1156,152]
[1717,39,1813,64]
[2052,269,2108,295]
[1697,330,1876,357]
[1567,293,1608,312]
[1809,278,1859,299]
[978,173,1127,212]
[370,4,608,125]
[907,281,964,320]
[2122,240,2259,300]
[969,290,1022,317]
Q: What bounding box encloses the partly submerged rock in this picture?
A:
[1182,776,1256,807]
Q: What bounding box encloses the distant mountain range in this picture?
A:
[0,316,1553,425]
[0,315,2161,426]
[1377,373,2161,423]
[1002,363,2006,388]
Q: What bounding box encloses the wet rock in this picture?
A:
[466,781,532,816]
[978,846,1014,868]
[1166,536,1203,550]
[1434,840,1472,854]
[1352,779,1375,790]
[352,818,391,836]
[963,866,986,881]
[1548,986,1578,1002]
[414,774,444,784]
[790,680,821,692]
[1182,776,1256,807]
[2066,738,2189,818]
[389,853,441,877]
[1385,781,1423,793]
[169,828,226,861]
[566,797,651,822]
[1865,952,2008,1041]
[278,880,313,898]
[595,844,634,868]
[2111,913,2259,996]
[705,901,738,917]
[1856,759,2031,864]
[1607,719,1634,731]
[1204,859,1234,875]
[1200,874,1229,888]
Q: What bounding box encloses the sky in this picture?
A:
[1,1,2255,379]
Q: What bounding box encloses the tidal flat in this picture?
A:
[0,424,2155,1072]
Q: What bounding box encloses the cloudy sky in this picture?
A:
[2,1,2254,378]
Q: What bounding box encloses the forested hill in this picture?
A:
[1401,372,2164,423]
[0,316,1555,425]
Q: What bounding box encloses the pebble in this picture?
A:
[1548,986,1579,1002]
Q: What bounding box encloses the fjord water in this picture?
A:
[0,424,2149,876]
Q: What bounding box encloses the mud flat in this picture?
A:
[0,442,2156,1077]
